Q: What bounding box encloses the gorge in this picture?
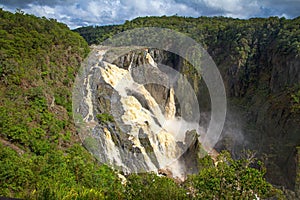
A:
[73,46,208,180]
[75,16,300,191]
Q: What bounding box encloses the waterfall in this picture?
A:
[83,73,95,122]
[75,46,203,180]
[99,61,181,173]
[103,127,125,167]
[165,88,176,120]
[145,52,157,68]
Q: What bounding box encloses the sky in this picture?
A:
[0,0,299,29]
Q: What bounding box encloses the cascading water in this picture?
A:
[73,46,205,180]
[165,88,176,120]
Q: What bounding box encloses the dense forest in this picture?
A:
[0,9,299,199]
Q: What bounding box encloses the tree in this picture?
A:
[185,151,284,199]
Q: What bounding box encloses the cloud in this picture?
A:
[201,0,260,17]
[0,0,299,29]
[260,0,300,17]
[177,0,300,19]
[0,0,75,8]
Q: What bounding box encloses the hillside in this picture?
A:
[0,9,298,199]
[0,9,125,199]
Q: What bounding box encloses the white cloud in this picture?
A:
[199,0,261,18]
[0,0,200,28]
[24,4,56,19]
[0,0,299,28]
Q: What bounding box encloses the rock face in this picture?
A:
[74,40,299,189]
[206,39,300,189]
[73,46,203,180]
[295,147,300,198]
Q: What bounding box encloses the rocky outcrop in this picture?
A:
[179,130,205,175]
[74,46,203,180]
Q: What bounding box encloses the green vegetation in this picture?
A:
[0,143,124,199]
[0,8,90,153]
[0,9,121,199]
[0,140,281,199]
[75,16,300,55]
[187,152,283,199]
[96,113,114,123]
[125,173,188,200]
[291,88,300,113]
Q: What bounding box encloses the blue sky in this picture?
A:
[0,0,299,29]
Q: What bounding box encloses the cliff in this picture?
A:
[73,46,205,180]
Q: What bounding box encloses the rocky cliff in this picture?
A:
[73,46,206,180]
[209,32,300,190]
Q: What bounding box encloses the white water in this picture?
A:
[100,61,181,173]
[82,47,202,179]
[165,88,176,120]
[83,72,95,122]
[83,49,107,123]
[145,52,157,68]
[103,127,125,168]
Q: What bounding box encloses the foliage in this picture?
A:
[0,8,90,153]
[291,88,300,112]
[96,113,115,123]
[0,144,124,199]
[75,16,299,56]
[125,173,188,200]
[0,9,108,199]
[185,151,284,199]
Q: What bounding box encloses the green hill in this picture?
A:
[0,9,125,199]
